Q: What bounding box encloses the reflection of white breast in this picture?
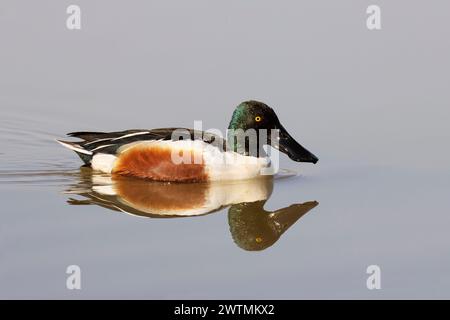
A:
[200,178,272,213]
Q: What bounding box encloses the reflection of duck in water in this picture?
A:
[66,168,318,250]
[229,201,317,251]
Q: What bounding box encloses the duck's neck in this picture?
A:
[227,105,267,157]
[226,126,267,158]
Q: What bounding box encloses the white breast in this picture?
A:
[201,143,271,181]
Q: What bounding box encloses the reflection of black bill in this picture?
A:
[276,126,319,164]
[229,200,319,251]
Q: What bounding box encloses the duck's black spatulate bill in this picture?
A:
[277,125,319,164]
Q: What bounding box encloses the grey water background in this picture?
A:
[1,0,450,299]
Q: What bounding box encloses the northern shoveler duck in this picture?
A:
[58,100,318,182]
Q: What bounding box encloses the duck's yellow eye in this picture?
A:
[255,116,262,122]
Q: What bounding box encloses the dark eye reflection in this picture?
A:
[65,167,318,251]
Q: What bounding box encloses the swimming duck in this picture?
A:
[58,100,318,182]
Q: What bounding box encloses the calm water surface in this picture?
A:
[1,111,449,299]
[1,1,450,299]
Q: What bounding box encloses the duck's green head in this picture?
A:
[228,100,318,163]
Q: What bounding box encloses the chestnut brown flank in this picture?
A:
[112,144,208,182]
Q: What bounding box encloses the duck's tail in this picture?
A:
[56,140,93,165]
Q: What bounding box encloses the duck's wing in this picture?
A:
[58,128,227,163]
[69,128,186,154]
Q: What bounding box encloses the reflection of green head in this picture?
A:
[228,201,318,251]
